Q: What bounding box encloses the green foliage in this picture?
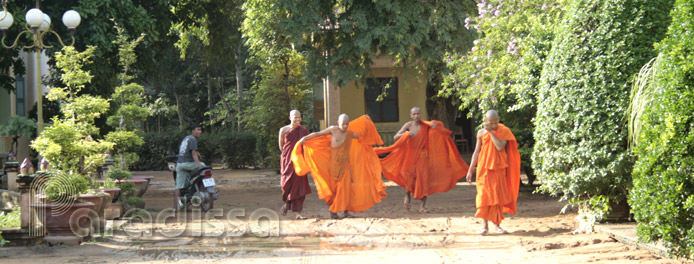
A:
[131,129,262,170]
[0,116,36,139]
[199,129,259,169]
[244,0,474,88]
[629,0,694,259]
[628,56,662,147]
[130,131,185,171]
[107,169,133,181]
[122,196,143,209]
[0,208,20,229]
[440,0,566,185]
[45,172,90,202]
[99,177,117,189]
[144,95,177,133]
[442,0,566,112]
[0,231,6,247]
[0,116,37,156]
[32,46,114,175]
[241,50,313,168]
[533,0,673,216]
[118,182,136,197]
[105,26,148,170]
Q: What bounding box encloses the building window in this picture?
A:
[15,75,25,116]
[365,77,398,123]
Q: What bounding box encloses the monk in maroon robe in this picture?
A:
[279,110,311,219]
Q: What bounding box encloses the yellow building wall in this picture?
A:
[339,66,427,145]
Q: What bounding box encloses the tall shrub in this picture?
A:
[629,0,694,258]
[440,0,566,185]
[31,46,114,175]
[104,26,147,170]
[533,0,673,216]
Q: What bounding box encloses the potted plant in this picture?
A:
[30,46,114,245]
[31,171,95,245]
[108,169,145,211]
[0,116,36,161]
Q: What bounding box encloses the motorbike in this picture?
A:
[166,152,219,212]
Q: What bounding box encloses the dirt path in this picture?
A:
[0,169,680,263]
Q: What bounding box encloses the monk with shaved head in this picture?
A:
[293,114,387,219]
[278,109,311,219]
[375,107,470,213]
[466,110,520,235]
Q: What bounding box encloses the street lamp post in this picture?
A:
[0,0,81,134]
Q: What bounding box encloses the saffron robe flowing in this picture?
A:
[291,115,387,213]
[374,120,470,200]
[281,125,311,212]
[475,123,520,225]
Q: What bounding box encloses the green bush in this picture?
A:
[629,0,694,259]
[0,208,20,229]
[199,129,259,168]
[107,169,133,180]
[440,0,566,185]
[45,172,90,202]
[130,131,184,171]
[533,0,673,216]
[131,129,261,170]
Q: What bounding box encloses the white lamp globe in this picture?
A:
[39,13,51,31]
[25,8,43,28]
[62,10,80,29]
[0,11,14,30]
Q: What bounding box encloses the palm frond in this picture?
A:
[627,54,661,148]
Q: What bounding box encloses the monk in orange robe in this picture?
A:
[466,110,520,235]
[375,107,469,213]
[291,114,387,219]
[279,110,311,220]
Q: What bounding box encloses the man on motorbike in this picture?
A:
[174,123,205,210]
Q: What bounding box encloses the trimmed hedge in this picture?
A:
[130,129,261,171]
[533,0,673,215]
[630,0,694,259]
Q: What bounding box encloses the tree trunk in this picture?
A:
[120,152,126,170]
[174,91,185,129]
[207,70,214,132]
[283,57,292,112]
[236,61,243,130]
[425,63,457,128]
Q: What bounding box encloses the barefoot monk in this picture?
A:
[375,107,469,213]
[466,110,520,235]
[279,110,311,220]
[292,114,387,219]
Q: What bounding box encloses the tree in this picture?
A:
[629,0,694,258]
[243,0,476,125]
[533,0,673,217]
[104,26,147,170]
[242,49,313,167]
[40,0,169,97]
[440,0,567,185]
[31,46,113,174]
[0,116,36,159]
[172,0,248,129]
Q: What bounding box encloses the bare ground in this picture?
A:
[0,169,682,263]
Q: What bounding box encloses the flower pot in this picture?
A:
[96,187,121,204]
[118,179,149,198]
[31,202,96,245]
[77,192,109,232]
[132,175,154,195]
[104,201,123,220]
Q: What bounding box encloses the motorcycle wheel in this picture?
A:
[198,183,214,212]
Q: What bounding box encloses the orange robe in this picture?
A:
[475,124,520,225]
[291,115,387,213]
[374,121,469,200]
